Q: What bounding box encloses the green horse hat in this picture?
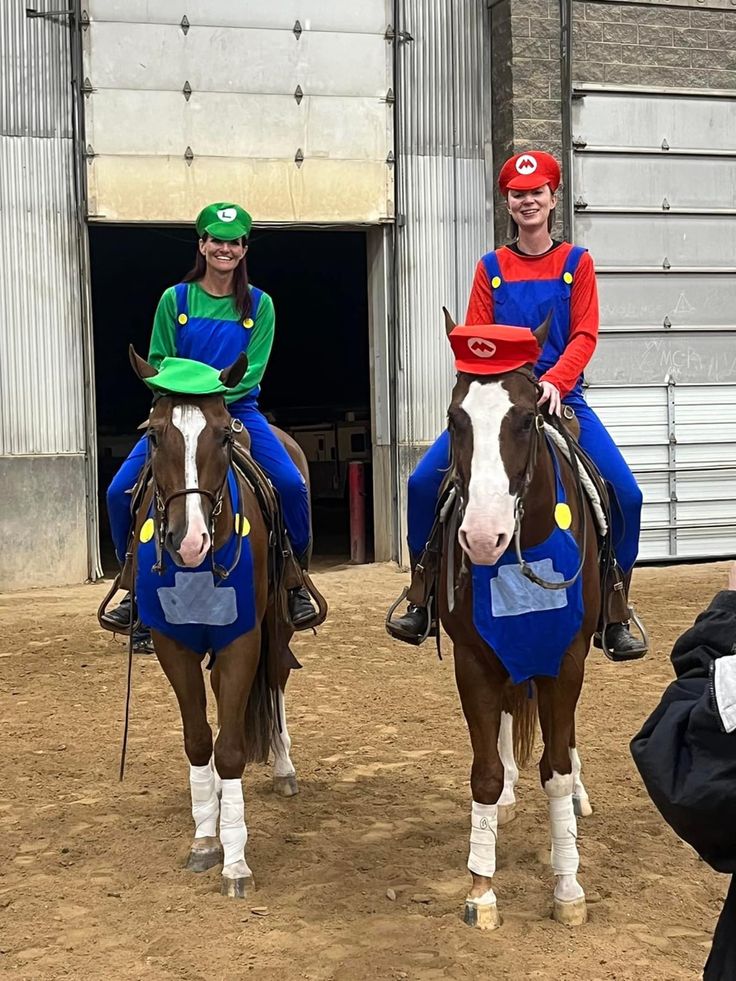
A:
[144,357,234,396]
[195,201,252,241]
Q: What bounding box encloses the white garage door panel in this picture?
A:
[575,80,736,559]
[578,215,736,268]
[589,333,736,386]
[86,24,389,97]
[573,93,735,152]
[87,156,389,224]
[87,92,388,160]
[573,155,736,210]
[597,275,736,329]
[87,0,389,34]
[82,1,393,223]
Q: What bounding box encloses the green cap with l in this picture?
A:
[195,201,252,241]
[143,357,234,396]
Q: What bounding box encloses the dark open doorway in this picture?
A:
[90,224,373,574]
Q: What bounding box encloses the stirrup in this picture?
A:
[598,609,648,663]
[385,589,434,646]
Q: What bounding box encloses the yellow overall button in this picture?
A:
[243,318,254,328]
[234,514,251,537]
[563,272,574,285]
[140,518,155,543]
[491,276,502,289]
[554,502,572,531]
[177,313,188,325]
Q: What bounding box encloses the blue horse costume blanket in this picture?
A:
[471,445,584,684]
[136,471,256,655]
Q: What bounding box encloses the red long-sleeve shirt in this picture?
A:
[464,243,600,398]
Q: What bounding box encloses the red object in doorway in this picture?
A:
[348,461,366,564]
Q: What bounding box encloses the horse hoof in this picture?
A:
[573,794,592,818]
[220,874,255,899]
[497,802,516,826]
[273,774,299,797]
[463,900,501,930]
[553,896,587,927]
[185,838,223,872]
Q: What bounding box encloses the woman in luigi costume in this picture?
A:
[105,202,316,645]
[388,150,647,661]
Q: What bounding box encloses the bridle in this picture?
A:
[448,367,588,593]
[147,410,247,580]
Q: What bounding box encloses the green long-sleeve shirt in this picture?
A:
[148,282,275,403]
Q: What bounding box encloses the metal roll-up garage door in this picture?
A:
[81,0,394,224]
[572,84,736,561]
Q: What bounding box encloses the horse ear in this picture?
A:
[443,306,456,339]
[220,352,248,389]
[533,310,553,350]
[129,345,158,380]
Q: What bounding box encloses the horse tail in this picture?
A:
[242,623,278,765]
[502,682,537,769]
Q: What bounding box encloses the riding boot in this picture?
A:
[287,548,320,629]
[386,551,437,645]
[594,569,647,661]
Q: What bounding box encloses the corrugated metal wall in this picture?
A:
[0,1,90,589]
[0,1,85,456]
[394,0,490,561]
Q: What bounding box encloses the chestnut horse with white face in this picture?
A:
[439,313,601,930]
[127,349,304,900]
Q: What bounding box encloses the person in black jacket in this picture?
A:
[631,563,736,981]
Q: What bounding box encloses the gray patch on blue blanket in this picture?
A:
[490,559,568,617]
[158,571,237,625]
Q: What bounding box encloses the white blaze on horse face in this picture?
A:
[171,404,211,566]
[458,380,515,566]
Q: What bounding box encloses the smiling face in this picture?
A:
[198,233,247,276]
[507,184,557,234]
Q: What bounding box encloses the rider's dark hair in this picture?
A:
[182,233,252,321]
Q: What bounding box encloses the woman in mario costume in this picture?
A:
[388,150,647,661]
[104,202,317,648]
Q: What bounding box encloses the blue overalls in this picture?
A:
[407,246,643,573]
[107,283,311,564]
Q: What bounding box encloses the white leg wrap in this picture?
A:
[497,712,518,806]
[271,689,295,778]
[219,778,247,869]
[549,795,579,875]
[468,801,498,878]
[544,773,580,876]
[210,754,222,798]
[189,764,219,839]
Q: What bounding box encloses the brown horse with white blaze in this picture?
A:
[127,348,305,899]
[439,312,601,929]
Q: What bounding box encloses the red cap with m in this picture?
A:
[449,324,541,376]
[498,151,561,194]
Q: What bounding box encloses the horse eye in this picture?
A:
[521,414,534,433]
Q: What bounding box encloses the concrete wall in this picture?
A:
[574,2,736,89]
[489,0,564,241]
[0,457,88,590]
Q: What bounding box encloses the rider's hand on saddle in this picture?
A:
[727,562,736,592]
[538,380,561,417]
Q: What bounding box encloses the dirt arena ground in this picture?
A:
[0,561,730,980]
